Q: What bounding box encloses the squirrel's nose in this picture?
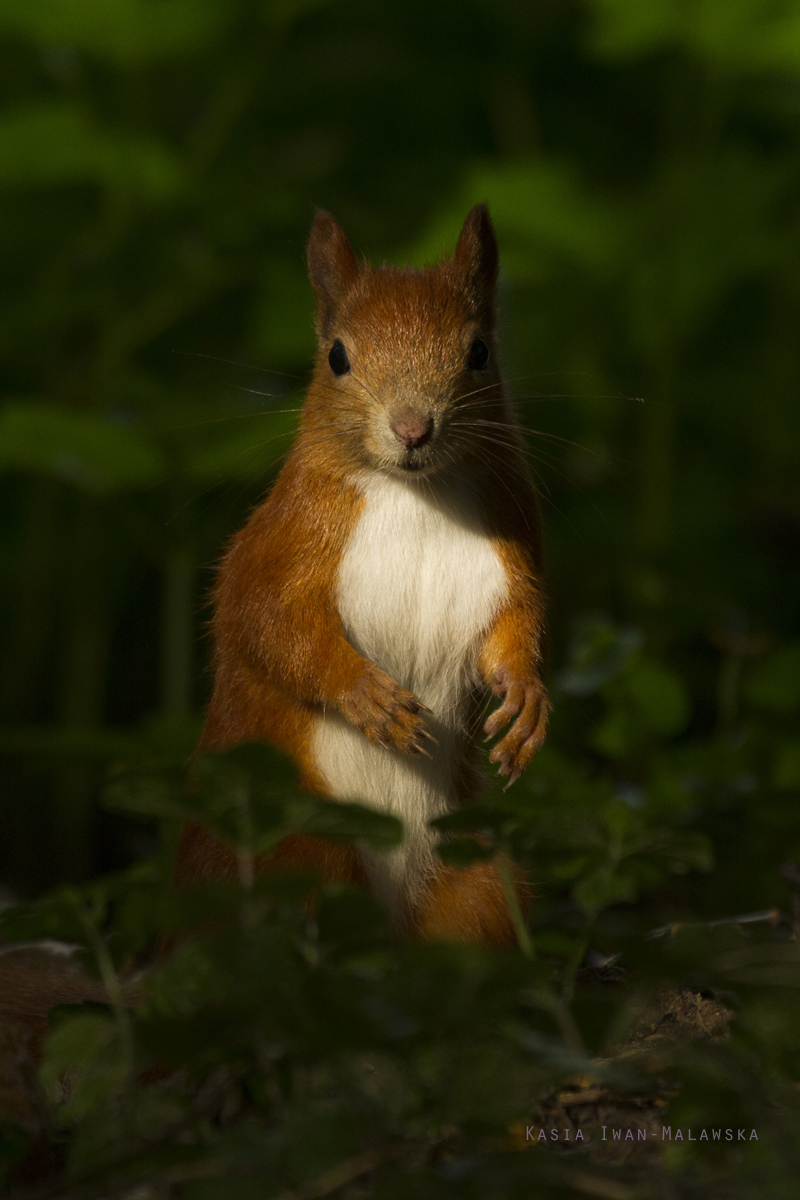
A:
[391,410,434,449]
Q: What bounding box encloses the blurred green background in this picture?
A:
[1,0,799,902]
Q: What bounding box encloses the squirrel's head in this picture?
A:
[305,205,502,480]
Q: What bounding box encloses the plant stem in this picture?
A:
[495,856,535,959]
[74,898,136,1123]
[525,987,587,1056]
[562,923,594,1005]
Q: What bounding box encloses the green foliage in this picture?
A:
[1,729,799,1195]
[0,401,164,491]
[408,160,621,278]
[0,103,183,197]
[589,0,800,71]
[0,0,231,64]
[1,0,800,1193]
[108,742,403,856]
[41,1010,128,1124]
[745,643,800,714]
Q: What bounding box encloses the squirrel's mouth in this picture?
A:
[397,446,438,476]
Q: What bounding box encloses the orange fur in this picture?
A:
[412,859,526,944]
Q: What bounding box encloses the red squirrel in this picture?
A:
[174,204,551,943]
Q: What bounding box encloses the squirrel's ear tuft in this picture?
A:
[454,203,499,326]
[307,209,360,335]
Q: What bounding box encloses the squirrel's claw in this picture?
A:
[485,675,551,784]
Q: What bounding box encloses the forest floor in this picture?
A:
[0,940,737,1194]
[532,986,733,1164]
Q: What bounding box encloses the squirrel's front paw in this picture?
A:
[339,667,436,756]
[484,669,551,787]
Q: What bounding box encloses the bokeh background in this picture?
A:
[1,0,800,908]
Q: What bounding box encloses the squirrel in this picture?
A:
[173,204,551,944]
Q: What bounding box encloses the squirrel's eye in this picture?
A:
[467,337,489,371]
[328,338,350,376]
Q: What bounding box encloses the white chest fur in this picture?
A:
[310,471,507,922]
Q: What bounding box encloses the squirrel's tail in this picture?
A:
[0,942,109,1053]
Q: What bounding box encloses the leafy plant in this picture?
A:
[2,0,800,1193]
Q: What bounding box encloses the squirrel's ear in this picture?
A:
[453,203,499,326]
[307,209,360,335]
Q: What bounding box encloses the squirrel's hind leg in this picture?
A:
[410,860,526,946]
[266,832,370,888]
[172,823,369,890]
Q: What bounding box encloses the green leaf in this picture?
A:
[558,615,643,697]
[0,863,162,956]
[189,745,403,853]
[40,1011,128,1123]
[141,938,231,1021]
[293,799,403,849]
[406,160,621,280]
[0,402,163,491]
[589,0,800,73]
[316,889,392,954]
[446,1044,534,1126]
[104,770,187,820]
[0,0,230,65]
[549,854,593,882]
[746,644,800,714]
[158,875,315,936]
[573,866,638,914]
[0,888,94,946]
[772,741,800,790]
[665,831,714,875]
[592,656,690,757]
[0,104,182,198]
[625,661,690,736]
[194,743,298,803]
